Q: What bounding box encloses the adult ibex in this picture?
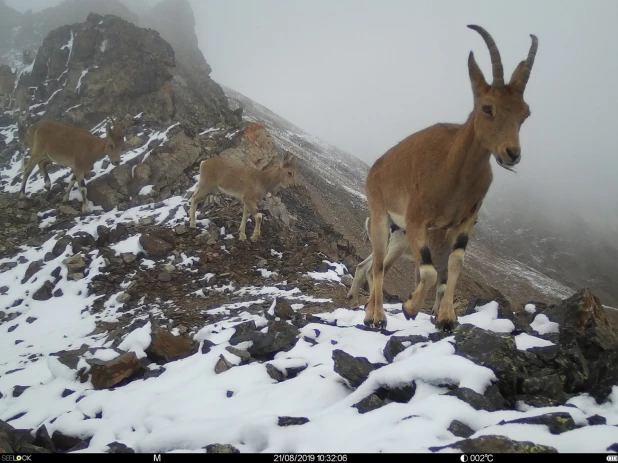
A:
[19,118,126,213]
[189,154,297,242]
[363,25,538,331]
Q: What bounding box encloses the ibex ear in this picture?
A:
[468,51,490,99]
[508,60,526,87]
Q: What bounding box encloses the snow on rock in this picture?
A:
[459,301,515,334]
[515,333,555,351]
[524,303,537,314]
[530,314,560,335]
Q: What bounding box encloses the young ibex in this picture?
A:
[188,154,297,242]
[364,25,538,331]
[19,118,126,213]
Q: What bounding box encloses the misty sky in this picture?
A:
[6,0,618,220]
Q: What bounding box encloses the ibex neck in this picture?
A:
[259,166,284,192]
[448,114,492,175]
[88,137,110,165]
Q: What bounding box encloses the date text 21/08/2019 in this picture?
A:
[274,455,348,462]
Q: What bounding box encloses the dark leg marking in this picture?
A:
[454,234,469,251]
[420,245,433,266]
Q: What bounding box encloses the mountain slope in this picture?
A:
[223,86,574,310]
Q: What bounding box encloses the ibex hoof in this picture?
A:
[403,309,417,321]
[239,233,247,242]
[18,192,25,199]
[250,235,259,243]
[435,318,458,332]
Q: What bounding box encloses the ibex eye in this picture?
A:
[482,105,493,115]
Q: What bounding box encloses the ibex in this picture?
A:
[0,65,16,111]
[363,25,538,331]
[19,118,126,213]
[188,154,297,242]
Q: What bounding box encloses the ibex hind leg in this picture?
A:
[189,183,212,229]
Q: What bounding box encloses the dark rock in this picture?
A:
[383,335,428,363]
[448,420,475,438]
[12,429,35,451]
[230,320,299,360]
[66,440,89,452]
[72,232,96,251]
[88,352,141,389]
[431,435,558,453]
[139,232,174,259]
[383,383,417,403]
[278,416,309,426]
[26,317,37,324]
[16,443,53,453]
[201,339,215,354]
[109,224,129,244]
[275,299,295,319]
[96,226,110,247]
[12,385,29,397]
[454,325,523,400]
[544,289,618,402]
[22,260,44,283]
[34,426,55,452]
[499,412,576,435]
[607,443,618,452]
[229,321,258,343]
[332,350,382,388]
[32,280,55,301]
[106,442,135,453]
[226,390,234,398]
[266,364,286,382]
[52,236,72,257]
[353,393,385,414]
[511,395,563,408]
[214,355,234,374]
[146,328,198,363]
[205,444,240,453]
[0,435,14,453]
[225,346,251,363]
[445,387,503,412]
[51,431,84,451]
[588,414,607,425]
[520,374,566,404]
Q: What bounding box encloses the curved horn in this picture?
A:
[512,34,538,94]
[467,25,504,87]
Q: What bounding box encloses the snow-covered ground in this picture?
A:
[0,189,618,453]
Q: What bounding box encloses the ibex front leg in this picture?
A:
[403,224,437,320]
[435,215,476,331]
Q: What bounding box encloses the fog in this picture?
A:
[7,0,618,231]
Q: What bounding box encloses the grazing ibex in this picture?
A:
[364,25,538,331]
[189,154,297,242]
[19,118,126,213]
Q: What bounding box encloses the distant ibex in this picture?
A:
[363,25,538,331]
[19,118,126,213]
[189,154,297,242]
[0,65,16,111]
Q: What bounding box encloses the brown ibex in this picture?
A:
[188,154,297,242]
[363,25,538,331]
[19,118,126,213]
